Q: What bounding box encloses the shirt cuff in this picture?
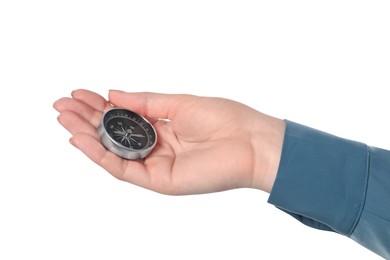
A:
[268,120,369,236]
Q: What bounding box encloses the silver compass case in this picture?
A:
[98,108,157,160]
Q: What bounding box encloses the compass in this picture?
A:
[98,108,157,160]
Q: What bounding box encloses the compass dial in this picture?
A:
[98,108,157,160]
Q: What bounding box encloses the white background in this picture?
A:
[0,1,389,259]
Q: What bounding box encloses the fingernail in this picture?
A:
[69,137,76,147]
[109,89,125,94]
[71,89,80,97]
[53,100,59,110]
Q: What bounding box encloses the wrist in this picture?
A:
[249,115,285,193]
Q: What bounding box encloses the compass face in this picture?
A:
[99,108,157,159]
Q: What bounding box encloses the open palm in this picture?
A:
[54,89,284,194]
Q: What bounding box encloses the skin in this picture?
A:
[53,89,285,195]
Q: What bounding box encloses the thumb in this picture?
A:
[108,90,195,119]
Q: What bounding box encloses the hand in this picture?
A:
[53,89,285,195]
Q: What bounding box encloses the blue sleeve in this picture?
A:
[268,120,390,259]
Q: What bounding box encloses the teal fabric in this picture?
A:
[268,121,389,259]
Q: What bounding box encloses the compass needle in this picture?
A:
[114,130,124,135]
[130,134,146,138]
[126,136,133,145]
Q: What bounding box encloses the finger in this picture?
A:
[57,111,99,139]
[54,97,102,128]
[108,90,196,119]
[71,89,112,112]
[70,133,151,188]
